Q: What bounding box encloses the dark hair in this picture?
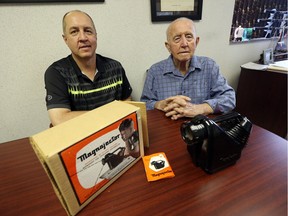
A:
[119,118,132,131]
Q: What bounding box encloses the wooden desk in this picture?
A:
[1,110,287,216]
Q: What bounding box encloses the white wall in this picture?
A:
[0,0,273,143]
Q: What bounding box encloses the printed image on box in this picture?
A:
[60,113,140,205]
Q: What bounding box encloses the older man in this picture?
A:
[141,17,235,120]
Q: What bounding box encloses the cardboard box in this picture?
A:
[124,101,149,147]
[30,101,145,216]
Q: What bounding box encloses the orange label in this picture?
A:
[142,152,175,182]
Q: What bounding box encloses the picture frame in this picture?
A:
[150,0,203,22]
[0,0,104,3]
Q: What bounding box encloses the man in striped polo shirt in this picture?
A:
[45,10,132,126]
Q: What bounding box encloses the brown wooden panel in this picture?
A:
[236,67,287,138]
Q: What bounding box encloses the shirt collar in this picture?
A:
[191,55,202,70]
[68,55,82,77]
[163,55,202,75]
[68,54,101,77]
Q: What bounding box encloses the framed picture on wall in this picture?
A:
[0,0,104,3]
[150,0,203,22]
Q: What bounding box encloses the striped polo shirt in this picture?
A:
[45,54,132,111]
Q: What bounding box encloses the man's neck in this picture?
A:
[73,54,96,74]
[73,54,97,81]
[173,59,190,75]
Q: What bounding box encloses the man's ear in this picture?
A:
[165,42,171,53]
[195,37,200,47]
[62,34,68,44]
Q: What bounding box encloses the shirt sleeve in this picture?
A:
[44,65,71,110]
[203,63,236,113]
[120,67,133,100]
[140,69,158,110]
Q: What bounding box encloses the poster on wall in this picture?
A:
[230,0,287,43]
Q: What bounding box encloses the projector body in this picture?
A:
[181,112,252,174]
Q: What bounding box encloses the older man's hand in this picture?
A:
[167,102,213,120]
